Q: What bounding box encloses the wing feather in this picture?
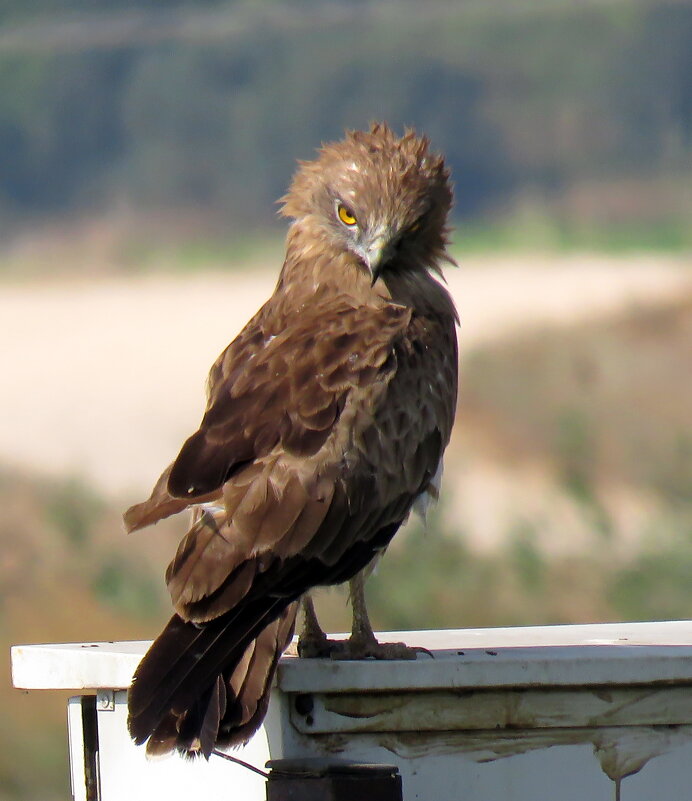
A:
[126,284,457,756]
[165,296,411,500]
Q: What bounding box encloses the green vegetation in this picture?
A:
[0,0,690,252]
[366,508,692,631]
[92,554,163,618]
[43,476,105,547]
[610,525,692,621]
[454,218,692,255]
[462,295,692,504]
[0,469,181,800]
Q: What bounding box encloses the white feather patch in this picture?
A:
[413,459,443,523]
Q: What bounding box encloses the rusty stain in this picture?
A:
[592,726,691,782]
[320,688,528,731]
[304,685,692,736]
[323,694,409,720]
[291,722,692,801]
[309,724,692,777]
[297,717,692,794]
[287,680,692,793]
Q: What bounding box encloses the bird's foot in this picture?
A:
[298,632,431,661]
[297,630,334,658]
[331,634,432,661]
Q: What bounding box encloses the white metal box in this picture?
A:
[11,621,692,800]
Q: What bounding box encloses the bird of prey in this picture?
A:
[125,123,458,758]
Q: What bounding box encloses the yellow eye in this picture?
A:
[337,203,357,227]
[409,220,421,234]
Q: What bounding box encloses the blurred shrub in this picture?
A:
[92,553,162,618]
[43,476,104,547]
[366,505,692,631]
[461,295,692,503]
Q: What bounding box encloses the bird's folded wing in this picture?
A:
[123,293,411,543]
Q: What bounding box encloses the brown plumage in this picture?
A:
[125,123,458,758]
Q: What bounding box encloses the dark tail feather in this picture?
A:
[129,601,297,757]
[217,605,296,748]
[130,594,287,738]
[199,675,227,758]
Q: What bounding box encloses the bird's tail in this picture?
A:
[128,600,297,758]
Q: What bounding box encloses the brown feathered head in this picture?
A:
[280,123,453,281]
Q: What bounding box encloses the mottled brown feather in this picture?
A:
[126,123,458,757]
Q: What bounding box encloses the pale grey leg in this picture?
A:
[348,572,378,643]
[298,573,429,661]
[343,572,422,660]
[297,594,329,657]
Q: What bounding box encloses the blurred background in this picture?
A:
[1,0,691,798]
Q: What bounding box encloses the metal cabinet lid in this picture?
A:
[11,620,692,692]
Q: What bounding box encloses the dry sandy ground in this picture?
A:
[1,254,690,500]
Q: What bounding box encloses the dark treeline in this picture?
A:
[0,0,691,230]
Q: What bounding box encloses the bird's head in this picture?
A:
[280,123,454,284]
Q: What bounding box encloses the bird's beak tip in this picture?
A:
[367,257,383,286]
[364,235,390,285]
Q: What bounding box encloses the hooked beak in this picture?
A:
[363,232,394,285]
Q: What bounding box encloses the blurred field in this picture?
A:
[2,245,691,798]
[1,251,689,496]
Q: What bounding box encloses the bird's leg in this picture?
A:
[347,570,379,649]
[297,594,331,657]
[330,572,423,660]
[298,575,431,661]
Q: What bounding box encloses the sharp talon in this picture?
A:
[298,636,347,660]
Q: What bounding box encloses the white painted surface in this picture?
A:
[67,698,89,801]
[276,728,692,801]
[95,691,268,801]
[12,620,692,690]
[11,640,147,690]
[11,622,692,800]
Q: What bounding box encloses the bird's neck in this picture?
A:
[277,225,377,304]
[277,224,457,321]
[381,267,458,322]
